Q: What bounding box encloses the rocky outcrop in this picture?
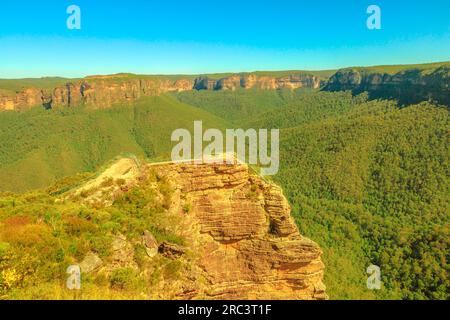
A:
[193,77,217,90]
[276,75,322,90]
[323,66,450,105]
[59,157,327,299]
[79,252,103,273]
[0,88,44,111]
[215,75,242,91]
[149,161,327,299]
[143,230,159,257]
[67,157,141,207]
[158,242,186,259]
[109,233,138,270]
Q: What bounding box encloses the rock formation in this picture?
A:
[66,157,327,299]
[197,74,321,91]
[323,66,449,105]
[145,160,327,299]
[0,88,44,111]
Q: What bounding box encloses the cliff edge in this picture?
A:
[150,161,327,299]
[60,158,327,299]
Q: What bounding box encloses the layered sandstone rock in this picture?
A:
[148,161,327,299]
[215,75,242,90]
[0,88,43,111]
[276,75,321,89]
[241,74,258,89]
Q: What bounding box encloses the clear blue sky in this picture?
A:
[0,0,449,78]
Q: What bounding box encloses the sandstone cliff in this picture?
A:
[155,161,327,299]
[1,62,448,111]
[0,87,44,111]
[0,78,195,111]
[197,74,321,91]
[65,158,327,299]
[0,73,321,111]
[323,66,449,105]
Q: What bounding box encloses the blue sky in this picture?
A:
[0,0,449,78]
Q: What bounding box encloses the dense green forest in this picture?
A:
[172,89,449,299]
[0,87,448,299]
[0,95,226,192]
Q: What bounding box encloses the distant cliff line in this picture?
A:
[0,73,322,111]
[0,61,448,111]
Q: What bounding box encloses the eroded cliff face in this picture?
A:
[146,161,327,299]
[66,158,327,299]
[0,78,194,111]
[200,74,321,91]
[0,78,195,111]
[0,88,44,111]
[0,73,321,111]
[323,66,450,105]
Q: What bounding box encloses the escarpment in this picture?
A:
[0,73,321,111]
[323,65,450,105]
[0,87,44,111]
[197,74,321,91]
[0,78,196,111]
[2,62,446,111]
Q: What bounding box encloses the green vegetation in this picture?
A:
[0,95,226,192]
[0,75,448,299]
[0,169,187,299]
[171,89,449,300]
[278,101,449,299]
[344,61,449,75]
[325,62,449,106]
[0,77,75,94]
[171,88,293,123]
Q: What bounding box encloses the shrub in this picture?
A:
[182,203,192,214]
[163,260,182,280]
[109,267,138,290]
[0,268,21,289]
[1,223,50,247]
[64,216,97,235]
[0,242,10,257]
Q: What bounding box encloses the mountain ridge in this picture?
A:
[1,61,448,111]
